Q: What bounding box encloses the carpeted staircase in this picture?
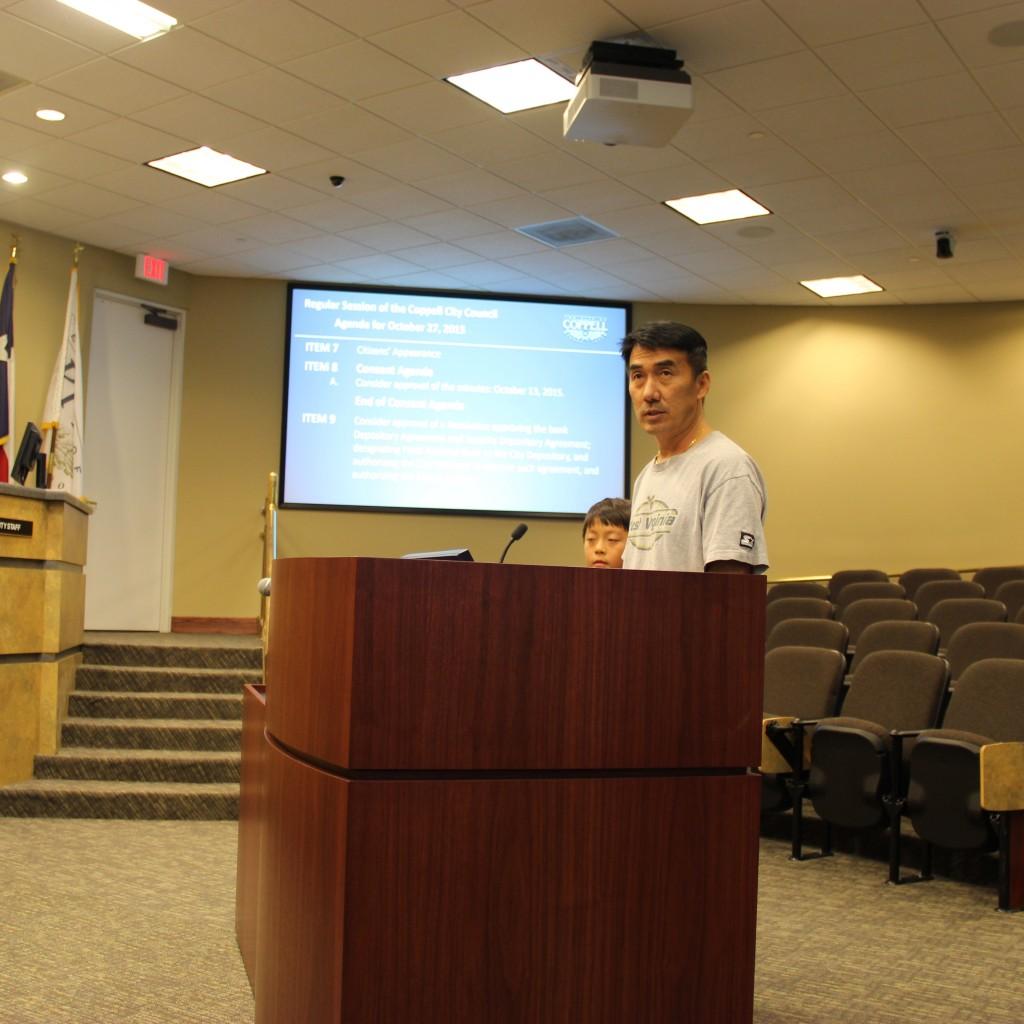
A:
[0,639,261,820]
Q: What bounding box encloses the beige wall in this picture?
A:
[6,217,1024,618]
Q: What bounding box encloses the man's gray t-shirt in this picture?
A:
[623,431,768,573]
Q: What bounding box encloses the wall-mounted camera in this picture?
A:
[329,175,346,188]
[935,229,954,259]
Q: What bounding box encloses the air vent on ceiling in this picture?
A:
[0,70,26,96]
[515,216,618,248]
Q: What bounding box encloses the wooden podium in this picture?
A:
[0,482,92,786]
[238,557,765,1023]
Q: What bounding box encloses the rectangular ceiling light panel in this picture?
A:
[56,0,177,40]
[800,275,883,298]
[146,147,266,187]
[447,59,575,114]
[665,189,770,224]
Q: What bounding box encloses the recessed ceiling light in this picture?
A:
[55,0,176,41]
[36,109,67,122]
[800,275,883,298]
[664,189,771,224]
[446,59,575,114]
[146,147,267,188]
[2,170,28,185]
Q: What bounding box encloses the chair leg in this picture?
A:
[920,841,933,881]
[788,775,805,861]
[997,811,1024,913]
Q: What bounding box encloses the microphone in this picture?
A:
[498,523,528,564]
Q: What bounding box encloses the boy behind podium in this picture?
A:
[582,497,631,569]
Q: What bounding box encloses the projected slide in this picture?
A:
[281,286,629,516]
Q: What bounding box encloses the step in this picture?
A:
[0,778,238,820]
[83,642,261,670]
[34,748,241,784]
[61,717,242,752]
[75,665,256,694]
[68,691,243,721]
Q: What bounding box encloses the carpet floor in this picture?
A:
[1,822,1020,1023]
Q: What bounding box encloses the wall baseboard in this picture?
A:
[171,616,260,635]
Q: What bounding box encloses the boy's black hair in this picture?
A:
[582,497,631,537]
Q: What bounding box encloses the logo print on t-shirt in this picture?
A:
[739,531,755,549]
[628,496,678,550]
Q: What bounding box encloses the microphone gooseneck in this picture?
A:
[499,523,529,564]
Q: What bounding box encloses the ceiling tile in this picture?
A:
[783,204,888,235]
[116,28,266,91]
[792,129,918,173]
[457,231,549,258]
[0,119,53,154]
[568,239,653,266]
[166,225,266,256]
[397,242,478,269]
[754,175,857,212]
[334,253,424,278]
[133,95,266,145]
[342,222,439,251]
[87,164,198,202]
[293,0,453,37]
[757,95,885,145]
[218,127,334,172]
[933,145,1024,187]
[860,73,994,128]
[654,2,805,74]
[538,179,650,216]
[217,175,329,211]
[206,68,343,123]
[71,220,150,251]
[403,209,503,240]
[32,181,141,218]
[158,191,265,224]
[974,57,1024,108]
[673,113,780,161]
[466,195,574,228]
[936,2,1024,69]
[835,161,948,202]
[0,85,117,136]
[105,205,206,237]
[765,0,927,45]
[0,12,96,80]
[8,138,131,179]
[619,160,726,201]
[68,119,193,163]
[818,23,960,91]
[899,111,1019,157]
[387,270,472,290]
[43,60,186,116]
[355,139,473,182]
[226,212,323,244]
[286,234,377,262]
[703,143,821,187]
[347,185,453,219]
[470,0,635,53]
[369,10,525,77]
[285,198,388,232]
[0,195,90,234]
[194,1,354,63]
[283,40,430,100]
[4,0,133,53]
[707,51,846,111]
[283,103,412,152]
[418,169,526,206]
[487,151,605,193]
[446,260,537,286]
[275,158,398,199]
[227,243,314,272]
[815,225,911,255]
[361,81,494,134]
[598,203,689,235]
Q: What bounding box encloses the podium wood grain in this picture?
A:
[256,736,760,1024]
[267,557,765,771]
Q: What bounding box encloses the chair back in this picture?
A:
[993,580,1024,623]
[841,651,948,732]
[928,598,1007,649]
[898,568,961,600]
[828,569,889,603]
[764,646,846,720]
[766,581,829,603]
[946,623,1024,685]
[914,579,985,618]
[765,597,833,638]
[972,565,1024,599]
[839,598,917,645]
[847,620,940,677]
[766,618,849,654]
[835,581,905,609]
[941,658,1024,742]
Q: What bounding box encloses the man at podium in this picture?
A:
[621,320,768,574]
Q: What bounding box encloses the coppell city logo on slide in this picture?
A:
[562,314,608,342]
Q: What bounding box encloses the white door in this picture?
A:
[84,293,184,631]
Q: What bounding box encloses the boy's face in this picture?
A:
[584,520,627,569]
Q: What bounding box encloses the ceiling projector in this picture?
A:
[563,40,693,147]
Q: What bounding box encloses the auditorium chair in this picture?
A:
[994,580,1024,623]
[828,569,889,604]
[846,620,940,679]
[766,581,830,603]
[914,579,986,619]
[904,658,1024,911]
[928,598,1007,652]
[839,598,917,651]
[783,651,947,865]
[946,623,1024,687]
[760,646,847,813]
[972,566,1024,599]
[834,581,906,610]
[766,618,849,656]
[765,597,833,640]
[898,568,961,601]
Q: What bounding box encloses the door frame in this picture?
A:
[91,289,186,632]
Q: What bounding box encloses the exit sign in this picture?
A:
[135,253,169,285]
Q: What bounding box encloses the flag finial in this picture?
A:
[9,234,17,264]
[72,242,84,266]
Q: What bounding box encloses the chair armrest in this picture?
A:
[981,742,1024,812]
[761,716,808,773]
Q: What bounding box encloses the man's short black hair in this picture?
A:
[582,497,631,537]
[620,321,708,377]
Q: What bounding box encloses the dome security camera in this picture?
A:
[329,175,346,188]
[935,229,954,259]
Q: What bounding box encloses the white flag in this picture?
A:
[41,266,84,496]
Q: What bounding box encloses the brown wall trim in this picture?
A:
[172,616,260,635]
